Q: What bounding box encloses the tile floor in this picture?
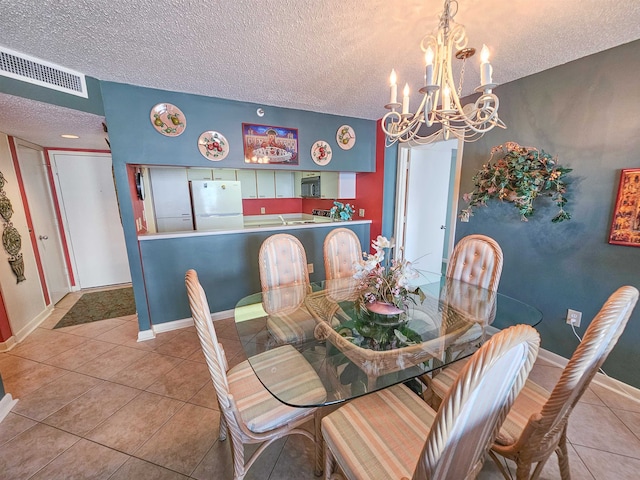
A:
[1,286,639,479]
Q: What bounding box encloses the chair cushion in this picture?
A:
[266,306,318,344]
[431,361,551,445]
[322,383,436,480]
[228,345,326,433]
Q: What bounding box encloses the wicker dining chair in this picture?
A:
[258,234,316,344]
[185,269,327,479]
[323,227,363,281]
[321,323,540,480]
[487,285,639,480]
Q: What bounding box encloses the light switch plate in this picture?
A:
[307,263,314,273]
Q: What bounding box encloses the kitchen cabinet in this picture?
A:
[149,167,194,232]
[187,168,213,180]
[213,168,237,180]
[237,170,257,199]
[256,170,276,198]
[274,171,295,198]
[293,171,356,199]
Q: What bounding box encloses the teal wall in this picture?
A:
[450,40,640,387]
[1,75,104,115]
[100,81,377,329]
[139,223,369,324]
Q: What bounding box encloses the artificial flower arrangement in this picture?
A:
[335,236,424,350]
[459,142,572,223]
[330,201,355,221]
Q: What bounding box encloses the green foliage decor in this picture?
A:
[459,142,572,223]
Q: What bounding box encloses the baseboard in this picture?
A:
[538,348,640,403]
[11,306,53,344]
[136,309,234,341]
[0,336,17,352]
[0,394,18,423]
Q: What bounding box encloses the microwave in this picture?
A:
[301,176,321,198]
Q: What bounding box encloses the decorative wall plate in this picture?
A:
[336,125,356,150]
[150,103,186,136]
[311,140,332,166]
[198,131,230,161]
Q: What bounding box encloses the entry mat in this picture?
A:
[53,287,136,329]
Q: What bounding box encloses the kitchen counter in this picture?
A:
[139,214,370,241]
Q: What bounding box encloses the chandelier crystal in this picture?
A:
[382,0,506,146]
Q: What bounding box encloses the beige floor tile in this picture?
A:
[574,444,640,479]
[61,317,128,338]
[153,330,202,358]
[43,339,118,370]
[0,412,38,446]
[43,381,139,436]
[30,438,129,480]
[12,371,102,421]
[8,331,86,362]
[74,344,148,379]
[94,320,142,345]
[110,457,189,480]
[611,408,640,443]
[135,403,219,475]
[186,347,206,363]
[86,391,184,454]
[591,383,640,412]
[107,351,184,389]
[145,359,211,401]
[187,381,219,410]
[269,433,319,478]
[0,423,79,479]
[2,361,67,398]
[0,353,41,378]
[567,402,640,457]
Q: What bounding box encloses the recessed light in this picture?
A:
[60,134,79,139]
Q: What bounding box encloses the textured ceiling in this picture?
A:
[1,0,640,150]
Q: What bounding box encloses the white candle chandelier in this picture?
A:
[382,0,506,146]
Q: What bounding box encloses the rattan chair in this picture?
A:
[185,269,327,479]
[323,227,363,280]
[258,234,316,344]
[321,323,540,480]
[487,285,639,480]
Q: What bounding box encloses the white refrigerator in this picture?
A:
[190,180,244,230]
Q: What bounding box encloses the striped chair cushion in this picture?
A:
[228,344,326,433]
[430,361,551,445]
[322,383,436,479]
[266,306,318,344]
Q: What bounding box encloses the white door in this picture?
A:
[15,141,70,304]
[51,152,131,288]
[394,139,462,277]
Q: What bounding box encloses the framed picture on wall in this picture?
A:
[609,168,640,247]
[242,123,299,165]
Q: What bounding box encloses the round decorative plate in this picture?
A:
[197,131,230,161]
[311,140,332,166]
[336,125,356,150]
[150,103,186,137]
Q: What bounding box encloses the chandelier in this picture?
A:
[382,0,506,146]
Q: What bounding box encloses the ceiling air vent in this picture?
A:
[0,46,88,98]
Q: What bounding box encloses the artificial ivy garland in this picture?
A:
[0,171,26,283]
[459,142,572,223]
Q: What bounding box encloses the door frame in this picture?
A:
[393,138,464,269]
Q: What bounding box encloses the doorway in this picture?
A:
[394,139,463,277]
[15,140,70,304]
[50,151,131,288]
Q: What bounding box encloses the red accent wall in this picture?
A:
[243,198,302,215]
[0,290,11,342]
[127,165,148,234]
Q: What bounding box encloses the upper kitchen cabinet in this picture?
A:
[274,171,295,198]
[256,170,276,198]
[213,168,237,180]
[187,168,213,180]
[237,170,258,199]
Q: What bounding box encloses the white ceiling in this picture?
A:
[1,0,640,150]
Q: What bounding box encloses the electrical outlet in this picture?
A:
[566,309,582,327]
[307,263,314,273]
[359,208,365,217]
[260,207,266,214]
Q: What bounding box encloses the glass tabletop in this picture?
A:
[234,274,542,407]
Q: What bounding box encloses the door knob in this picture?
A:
[440,225,446,230]
[39,235,49,240]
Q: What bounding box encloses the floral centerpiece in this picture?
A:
[459,142,572,223]
[330,201,355,221]
[333,236,424,351]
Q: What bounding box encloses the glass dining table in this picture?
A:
[233,273,542,408]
